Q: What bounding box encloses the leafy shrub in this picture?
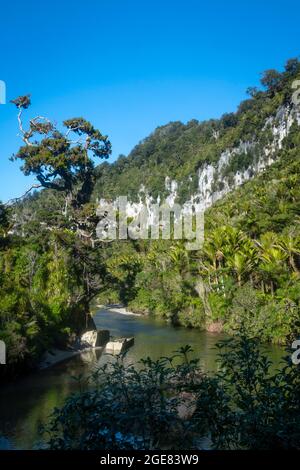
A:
[43,335,300,450]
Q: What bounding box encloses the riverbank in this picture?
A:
[38,345,103,370]
[38,305,139,370]
[97,304,225,334]
[97,304,142,317]
[39,323,110,370]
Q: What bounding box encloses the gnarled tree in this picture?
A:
[10,95,111,213]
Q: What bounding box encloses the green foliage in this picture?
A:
[89,58,300,344]
[10,97,111,208]
[0,226,107,378]
[3,58,300,381]
[43,335,300,450]
[92,58,300,204]
[97,58,300,341]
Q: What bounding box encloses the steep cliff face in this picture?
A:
[95,101,300,221]
[167,103,299,211]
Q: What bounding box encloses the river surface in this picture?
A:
[0,308,284,449]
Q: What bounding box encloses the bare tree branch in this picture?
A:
[5,184,42,206]
[17,108,33,146]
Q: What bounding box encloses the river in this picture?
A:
[0,307,284,449]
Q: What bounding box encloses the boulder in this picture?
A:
[80,329,110,348]
[81,330,98,348]
[105,337,134,355]
[96,329,110,346]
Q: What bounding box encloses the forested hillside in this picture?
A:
[93,58,300,206]
[1,59,300,377]
[93,59,300,344]
[96,129,300,343]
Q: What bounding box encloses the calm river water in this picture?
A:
[0,308,284,449]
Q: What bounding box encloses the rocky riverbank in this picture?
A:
[97,304,142,317]
[39,328,110,370]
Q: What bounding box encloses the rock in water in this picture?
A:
[81,330,98,348]
[80,330,109,348]
[105,337,134,355]
[96,329,110,346]
[80,329,110,348]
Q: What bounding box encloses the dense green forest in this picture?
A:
[96,59,300,344]
[103,126,300,344]
[1,59,300,377]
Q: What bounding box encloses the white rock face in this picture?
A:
[165,177,178,206]
[96,103,298,224]
[178,104,297,213]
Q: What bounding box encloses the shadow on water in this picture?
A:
[0,308,285,449]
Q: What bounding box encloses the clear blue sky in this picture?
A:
[0,0,299,202]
